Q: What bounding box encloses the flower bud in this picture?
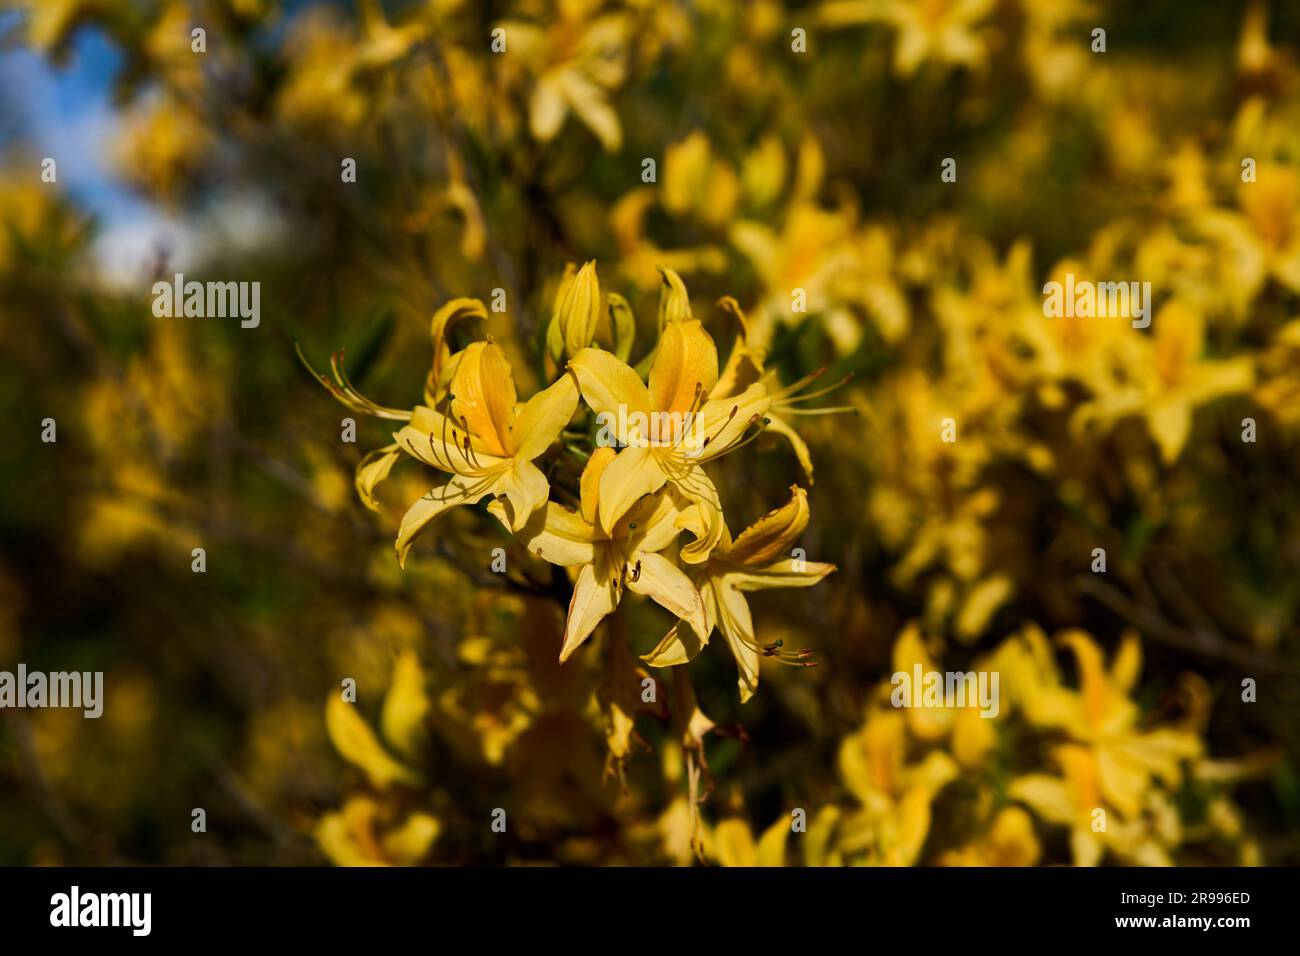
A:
[549,260,600,360]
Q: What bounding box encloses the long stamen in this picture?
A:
[459,415,483,469]
[781,405,858,416]
[425,432,450,470]
[296,342,412,420]
[443,408,471,471]
[715,415,769,455]
[418,470,500,507]
[700,405,739,452]
[778,372,856,405]
[719,590,815,667]
[441,410,459,469]
[694,411,766,464]
[449,429,471,470]
[667,382,707,449]
[770,366,827,401]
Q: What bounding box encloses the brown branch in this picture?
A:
[1075,575,1291,676]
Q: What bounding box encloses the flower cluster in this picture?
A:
[311,265,841,704]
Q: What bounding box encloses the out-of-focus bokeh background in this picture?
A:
[1,0,1298,866]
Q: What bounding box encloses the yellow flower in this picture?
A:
[887,624,999,766]
[568,320,769,561]
[494,447,708,662]
[1009,744,1179,866]
[323,650,429,790]
[1193,164,1300,301]
[835,708,958,865]
[644,487,834,702]
[499,3,630,152]
[317,653,442,866]
[1073,300,1253,463]
[1005,629,1203,863]
[112,95,213,205]
[730,199,860,351]
[1025,258,1135,397]
[275,3,424,130]
[712,816,790,867]
[1254,318,1300,425]
[393,341,578,566]
[937,806,1041,867]
[820,0,995,77]
[316,796,441,867]
[662,132,741,230]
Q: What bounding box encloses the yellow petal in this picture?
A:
[896,787,936,864]
[984,806,1040,867]
[496,499,598,567]
[657,266,693,326]
[449,341,517,457]
[955,574,1013,641]
[560,560,619,661]
[725,485,810,565]
[622,487,687,554]
[395,407,510,475]
[509,372,579,460]
[529,76,567,142]
[1110,631,1143,694]
[627,552,709,643]
[712,578,760,702]
[547,263,577,365]
[1183,355,1255,405]
[1057,630,1116,730]
[1008,773,1075,827]
[1147,400,1192,464]
[492,458,550,531]
[725,559,835,590]
[559,69,621,152]
[569,347,653,442]
[643,620,708,667]
[715,336,764,398]
[395,474,495,568]
[597,443,667,535]
[1071,829,1104,867]
[663,132,712,217]
[427,298,487,400]
[673,465,724,564]
[316,805,382,867]
[355,443,401,512]
[379,812,441,865]
[580,446,617,526]
[608,292,636,362]
[713,819,756,867]
[952,707,996,769]
[1096,748,1148,820]
[381,650,429,764]
[729,221,780,281]
[755,816,790,867]
[649,319,719,416]
[325,694,420,790]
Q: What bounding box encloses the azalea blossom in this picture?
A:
[568,318,769,562]
[493,446,709,662]
[645,486,834,701]
[393,340,578,566]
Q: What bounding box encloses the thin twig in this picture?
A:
[1075,575,1290,676]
